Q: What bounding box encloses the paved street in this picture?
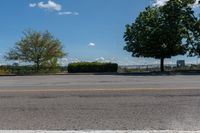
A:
[0,75,200,130]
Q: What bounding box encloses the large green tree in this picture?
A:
[124,0,198,72]
[6,30,66,72]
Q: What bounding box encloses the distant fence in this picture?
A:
[118,64,200,72]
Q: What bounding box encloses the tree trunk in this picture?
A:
[36,61,40,73]
[160,58,164,72]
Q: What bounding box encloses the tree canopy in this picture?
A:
[6,30,66,72]
[124,0,199,72]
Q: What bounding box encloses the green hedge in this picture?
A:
[67,62,118,73]
[0,65,68,75]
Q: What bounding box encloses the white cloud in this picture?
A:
[88,42,96,47]
[58,58,68,66]
[29,0,62,11]
[70,58,80,63]
[153,0,200,7]
[153,0,168,7]
[29,0,79,16]
[95,57,109,63]
[58,11,79,16]
[29,3,37,8]
[95,57,118,63]
[192,0,200,8]
[38,0,62,11]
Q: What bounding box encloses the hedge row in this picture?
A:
[67,62,118,73]
[0,66,68,75]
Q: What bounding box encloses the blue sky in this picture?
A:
[0,0,199,65]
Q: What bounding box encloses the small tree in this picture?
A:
[124,0,197,72]
[6,30,66,72]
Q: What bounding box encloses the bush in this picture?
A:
[0,66,10,75]
[2,66,37,75]
[0,65,67,75]
[67,62,118,73]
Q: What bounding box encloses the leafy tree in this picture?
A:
[124,0,198,72]
[6,30,66,72]
[186,13,200,57]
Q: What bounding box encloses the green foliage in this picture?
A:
[68,62,118,73]
[5,30,66,72]
[0,66,10,75]
[124,0,198,71]
[0,65,68,75]
[6,66,36,75]
[185,12,200,57]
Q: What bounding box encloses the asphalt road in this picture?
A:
[0,75,200,130]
